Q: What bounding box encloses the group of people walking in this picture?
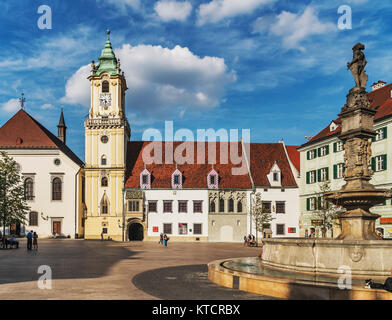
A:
[244,234,256,247]
[26,230,38,250]
[159,233,170,247]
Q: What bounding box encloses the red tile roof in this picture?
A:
[125,141,298,189]
[0,109,83,166]
[248,143,297,187]
[286,145,300,172]
[301,83,392,148]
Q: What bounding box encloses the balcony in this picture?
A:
[84,118,128,129]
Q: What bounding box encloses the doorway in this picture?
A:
[128,223,144,241]
[53,221,62,236]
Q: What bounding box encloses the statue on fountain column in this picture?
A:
[347,43,368,89]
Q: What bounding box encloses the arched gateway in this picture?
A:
[127,219,144,241]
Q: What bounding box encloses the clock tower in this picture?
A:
[84,30,130,240]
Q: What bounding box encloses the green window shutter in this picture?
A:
[333,142,337,153]
[371,157,376,172]
[317,197,322,210]
[333,164,337,179]
[326,167,329,181]
[317,148,321,157]
[383,154,387,170]
[306,198,310,211]
[326,145,329,155]
[306,172,310,184]
[372,135,376,142]
[383,127,387,139]
[317,169,321,182]
[307,151,310,160]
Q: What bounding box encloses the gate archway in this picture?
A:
[128,220,144,241]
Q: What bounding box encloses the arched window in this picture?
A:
[101,155,107,166]
[24,178,34,200]
[102,80,109,93]
[52,178,62,201]
[237,201,243,213]
[228,198,234,212]
[210,201,216,213]
[101,194,109,215]
[219,198,225,212]
[101,177,108,187]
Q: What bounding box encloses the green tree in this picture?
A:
[311,181,341,238]
[251,192,275,244]
[0,151,29,243]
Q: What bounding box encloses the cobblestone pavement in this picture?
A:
[0,239,272,300]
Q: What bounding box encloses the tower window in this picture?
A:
[101,177,108,187]
[101,155,107,166]
[101,136,109,144]
[102,81,109,93]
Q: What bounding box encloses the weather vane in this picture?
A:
[19,92,26,109]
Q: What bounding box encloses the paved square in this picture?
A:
[0,239,272,300]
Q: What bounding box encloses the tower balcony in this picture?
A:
[84,117,128,129]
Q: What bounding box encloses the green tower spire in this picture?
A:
[94,29,118,76]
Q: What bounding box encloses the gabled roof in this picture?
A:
[0,109,83,166]
[248,143,297,187]
[125,141,252,189]
[285,145,300,172]
[300,83,392,148]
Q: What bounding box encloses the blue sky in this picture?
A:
[1,0,392,160]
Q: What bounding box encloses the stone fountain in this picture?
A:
[208,44,392,299]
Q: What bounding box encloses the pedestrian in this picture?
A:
[10,234,19,248]
[33,232,38,250]
[365,268,392,292]
[163,234,169,247]
[101,232,103,241]
[26,230,33,251]
[243,235,247,246]
[159,233,163,245]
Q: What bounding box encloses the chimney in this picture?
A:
[57,108,67,144]
[371,80,386,91]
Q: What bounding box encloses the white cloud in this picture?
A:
[197,0,275,25]
[1,98,20,113]
[61,44,235,117]
[269,7,336,51]
[97,0,140,12]
[40,103,56,110]
[154,0,192,22]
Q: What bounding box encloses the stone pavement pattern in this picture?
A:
[0,239,272,300]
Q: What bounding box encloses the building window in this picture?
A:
[163,201,172,213]
[163,223,172,234]
[178,223,188,235]
[54,159,61,166]
[307,197,317,211]
[334,163,345,179]
[101,177,108,187]
[207,169,219,189]
[262,201,271,213]
[318,146,329,157]
[171,169,182,189]
[219,198,225,212]
[276,224,285,235]
[101,135,109,144]
[307,149,317,160]
[148,201,157,213]
[142,175,148,184]
[318,167,329,182]
[373,155,387,172]
[29,211,38,226]
[374,127,387,141]
[101,155,107,166]
[178,201,188,213]
[52,178,62,201]
[228,198,234,212]
[306,170,317,184]
[237,201,243,213]
[193,223,202,235]
[24,178,34,200]
[102,80,109,93]
[210,201,216,213]
[128,200,140,212]
[273,172,279,182]
[140,169,151,189]
[276,201,286,214]
[333,141,344,152]
[193,201,202,213]
[101,199,108,214]
[210,175,216,185]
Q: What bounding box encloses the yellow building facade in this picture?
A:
[83,31,130,240]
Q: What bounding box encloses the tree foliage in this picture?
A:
[251,192,275,241]
[0,151,29,238]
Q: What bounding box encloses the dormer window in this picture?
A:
[140,168,151,189]
[273,172,279,182]
[268,161,282,187]
[207,169,218,189]
[102,80,109,93]
[171,168,182,189]
[330,121,338,132]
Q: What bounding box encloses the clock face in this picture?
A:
[99,93,111,107]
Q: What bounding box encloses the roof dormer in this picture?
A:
[267,161,281,187]
[171,168,183,189]
[140,168,151,189]
[329,121,338,132]
[207,168,219,189]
